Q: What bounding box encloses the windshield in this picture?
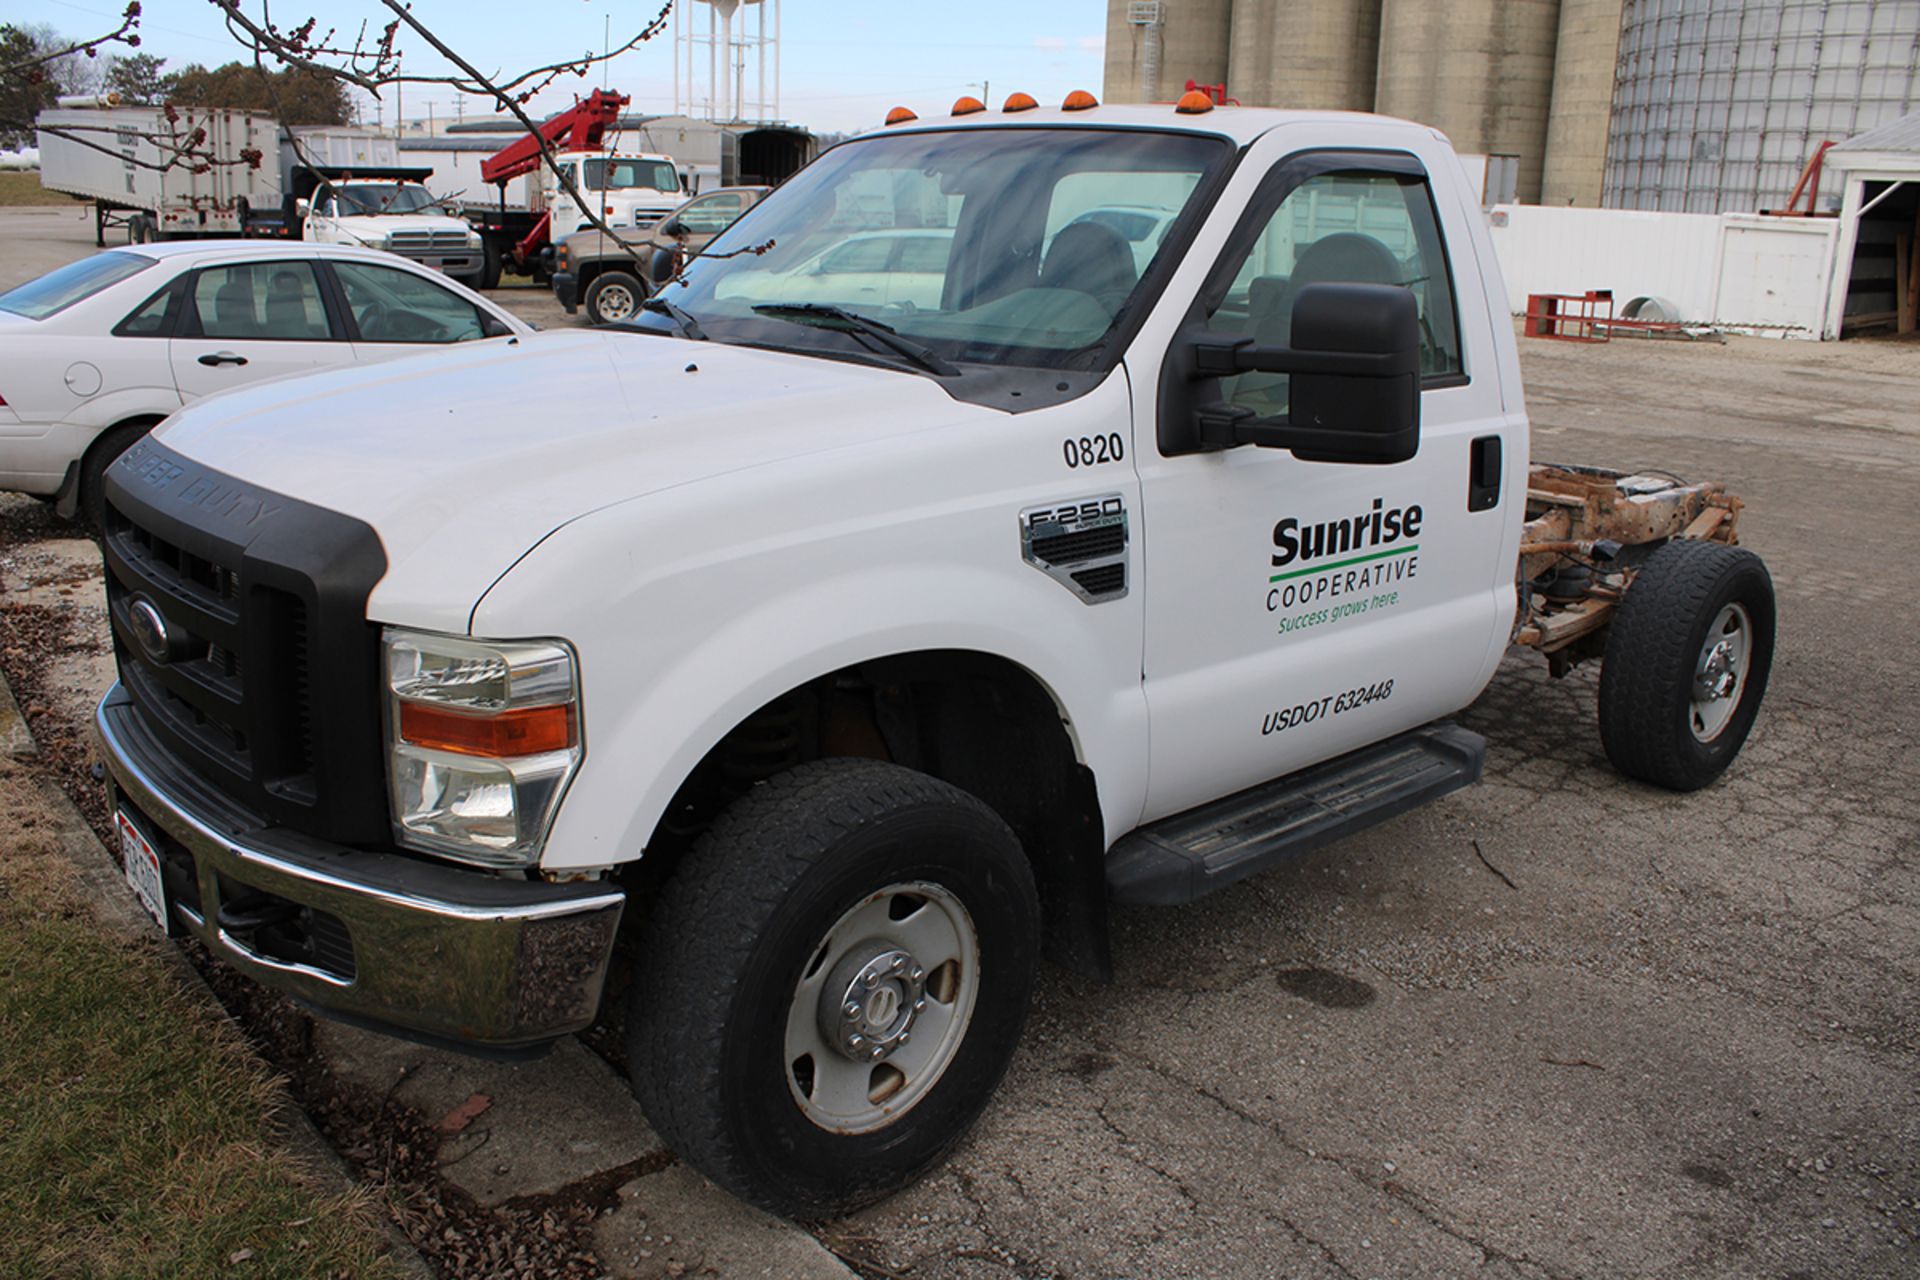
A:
[334,183,442,215]
[0,250,154,320]
[628,127,1229,372]
[586,158,680,192]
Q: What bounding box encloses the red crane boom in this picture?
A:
[480,88,630,185]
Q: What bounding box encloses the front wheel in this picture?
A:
[1598,539,1775,791]
[627,759,1040,1219]
[584,271,646,325]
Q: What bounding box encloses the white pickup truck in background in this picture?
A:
[91,97,1775,1221]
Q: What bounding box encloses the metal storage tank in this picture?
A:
[1226,0,1383,111]
[1542,0,1627,205]
[1104,0,1234,104]
[1374,0,1564,203]
[1603,0,1920,214]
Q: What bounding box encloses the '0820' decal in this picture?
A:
[1063,432,1125,468]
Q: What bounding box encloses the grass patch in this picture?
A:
[0,170,80,206]
[0,758,404,1280]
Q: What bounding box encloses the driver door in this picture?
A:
[327,260,493,358]
[1134,148,1511,823]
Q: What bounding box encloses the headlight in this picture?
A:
[383,628,583,868]
[467,230,484,250]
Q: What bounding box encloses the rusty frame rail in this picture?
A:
[1511,463,1743,667]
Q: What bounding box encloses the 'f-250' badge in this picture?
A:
[1020,494,1129,605]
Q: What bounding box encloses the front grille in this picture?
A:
[388,229,471,254]
[100,438,391,846]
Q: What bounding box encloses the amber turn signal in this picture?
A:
[400,701,577,758]
[885,106,918,125]
[1175,89,1216,114]
[1003,92,1038,112]
[952,96,986,115]
[1063,90,1099,111]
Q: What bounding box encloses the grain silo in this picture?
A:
[1542,0,1627,205]
[1373,0,1564,202]
[1226,0,1383,111]
[1103,0,1235,104]
[1603,0,1920,213]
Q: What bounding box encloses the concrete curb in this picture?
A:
[0,669,436,1280]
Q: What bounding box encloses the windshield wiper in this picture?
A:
[751,303,959,377]
[641,293,708,341]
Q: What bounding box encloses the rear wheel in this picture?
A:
[584,271,647,325]
[79,421,155,531]
[627,759,1040,1219]
[1598,539,1775,790]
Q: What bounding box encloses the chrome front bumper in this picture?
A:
[95,685,624,1052]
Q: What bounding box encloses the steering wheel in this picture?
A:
[356,300,392,339]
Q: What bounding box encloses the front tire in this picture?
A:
[584,271,646,325]
[1598,539,1775,791]
[627,759,1040,1219]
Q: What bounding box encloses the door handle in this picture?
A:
[197,352,248,367]
[1468,435,1502,511]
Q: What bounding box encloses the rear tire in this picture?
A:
[79,421,155,531]
[1598,539,1775,791]
[627,759,1040,1219]
[584,271,647,325]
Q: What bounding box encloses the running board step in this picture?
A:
[1106,722,1486,906]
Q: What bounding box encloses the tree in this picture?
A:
[105,51,166,104]
[0,28,60,149]
[163,60,353,125]
[0,8,140,149]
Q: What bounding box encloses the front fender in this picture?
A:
[468,391,1150,873]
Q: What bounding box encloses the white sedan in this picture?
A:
[0,240,531,524]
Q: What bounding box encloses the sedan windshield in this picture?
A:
[626,127,1230,372]
[335,183,442,215]
[0,250,154,320]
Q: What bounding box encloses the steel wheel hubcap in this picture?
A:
[1690,602,1752,742]
[598,284,635,320]
[785,881,978,1134]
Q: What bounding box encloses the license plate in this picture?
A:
[115,808,170,935]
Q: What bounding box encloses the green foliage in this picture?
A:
[163,60,354,126]
[0,26,64,149]
[106,50,166,105]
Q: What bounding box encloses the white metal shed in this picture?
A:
[1821,110,1920,338]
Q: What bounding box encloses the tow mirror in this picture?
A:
[1185,282,1421,465]
[661,218,687,238]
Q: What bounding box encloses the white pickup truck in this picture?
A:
[300,178,486,287]
[92,98,1775,1220]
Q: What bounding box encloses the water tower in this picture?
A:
[674,0,781,123]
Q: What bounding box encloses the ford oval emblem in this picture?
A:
[128,597,173,665]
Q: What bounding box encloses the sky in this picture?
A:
[15,0,1112,135]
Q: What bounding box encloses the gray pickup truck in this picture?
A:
[551,186,768,324]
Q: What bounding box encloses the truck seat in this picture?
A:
[1039,221,1137,314]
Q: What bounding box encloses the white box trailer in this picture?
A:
[36,106,283,246]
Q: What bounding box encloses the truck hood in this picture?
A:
[151,330,995,631]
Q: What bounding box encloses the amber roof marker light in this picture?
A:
[1175,90,1215,115]
[1003,92,1039,113]
[952,96,986,116]
[885,106,918,126]
[1063,90,1099,111]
